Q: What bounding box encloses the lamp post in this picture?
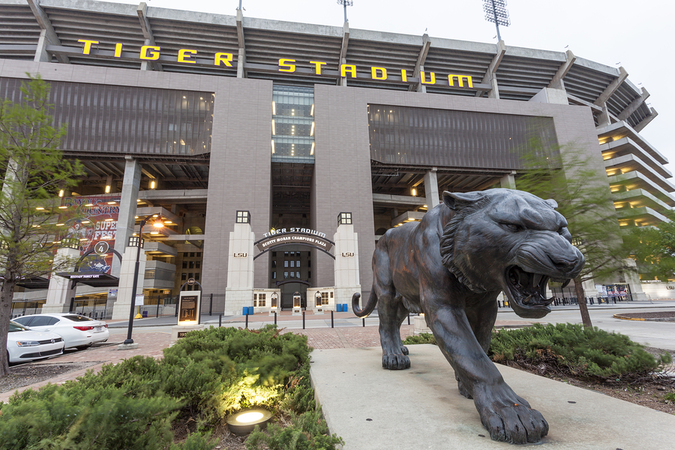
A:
[123,214,163,345]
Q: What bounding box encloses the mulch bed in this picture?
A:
[0,362,100,394]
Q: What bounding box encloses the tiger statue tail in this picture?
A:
[352,291,377,318]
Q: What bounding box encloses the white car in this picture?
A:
[13,313,109,350]
[6,321,65,363]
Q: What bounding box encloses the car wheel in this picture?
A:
[76,345,91,351]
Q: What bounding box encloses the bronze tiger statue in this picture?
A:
[353,189,584,444]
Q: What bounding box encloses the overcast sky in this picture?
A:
[104,0,672,166]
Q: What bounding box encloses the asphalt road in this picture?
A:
[108,301,675,351]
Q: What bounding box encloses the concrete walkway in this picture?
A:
[311,345,675,449]
[3,307,675,449]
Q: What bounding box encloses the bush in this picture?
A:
[245,410,344,450]
[0,325,334,449]
[403,333,436,345]
[489,323,672,380]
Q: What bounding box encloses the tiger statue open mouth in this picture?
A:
[353,188,584,444]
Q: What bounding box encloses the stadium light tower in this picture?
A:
[337,0,353,23]
[483,0,510,42]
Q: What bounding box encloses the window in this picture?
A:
[272,260,277,268]
[296,260,301,268]
[181,273,187,280]
[190,252,195,257]
[272,252,277,257]
[290,272,295,278]
[195,273,200,280]
[182,261,188,269]
[321,292,330,305]
[290,261,295,268]
[284,261,288,268]
[189,261,195,268]
[196,262,201,269]
[296,272,300,278]
[272,271,276,279]
[284,272,288,279]
[308,271,311,279]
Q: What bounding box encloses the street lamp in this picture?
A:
[123,214,163,345]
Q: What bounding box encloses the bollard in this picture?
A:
[245,312,249,329]
[302,311,306,329]
[362,318,366,327]
[331,310,334,328]
[407,313,410,325]
[219,313,222,328]
[274,311,277,325]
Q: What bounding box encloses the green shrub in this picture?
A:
[403,333,436,345]
[0,384,181,450]
[245,410,343,450]
[0,325,334,449]
[489,323,672,380]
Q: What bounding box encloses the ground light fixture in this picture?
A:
[123,214,163,345]
[226,408,273,436]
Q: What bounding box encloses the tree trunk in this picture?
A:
[574,276,593,328]
[0,276,16,377]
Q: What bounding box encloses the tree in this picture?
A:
[623,211,675,281]
[0,74,83,376]
[515,139,626,327]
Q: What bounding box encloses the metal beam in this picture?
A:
[618,87,650,121]
[137,2,162,71]
[236,7,246,78]
[26,0,68,63]
[594,66,628,106]
[409,33,431,92]
[475,39,505,98]
[338,22,349,86]
[548,49,576,90]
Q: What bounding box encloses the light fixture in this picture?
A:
[105,185,111,193]
[272,120,276,135]
[58,189,64,197]
[226,408,273,436]
[271,140,275,154]
[411,188,417,196]
[36,206,45,210]
[310,122,315,136]
[310,103,314,116]
[310,142,315,155]
[150,180,156,189]
[123,214,163,345]
[58,205,67,209]
[272,101,276,115]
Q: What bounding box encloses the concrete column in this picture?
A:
[416,65,427,93]
[224,221,255,315]
[530,87,569,105]
[621,258,647,301]
[34,29,50,62]
[333,223,360,310]
[42,247,80,313]
[597,104,612,128]
[112,244,147,320]
[423,168,439,208]
[487,76,500,99]
[140,39,153,71]
[500,172,516,189]
[112,158,141,277]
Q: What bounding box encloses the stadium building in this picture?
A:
[1,0,670,317]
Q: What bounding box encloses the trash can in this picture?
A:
[342,303,348,312]
[142,310,148,318]
[243,307,249,315]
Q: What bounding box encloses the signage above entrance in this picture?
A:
[74,40,474,89]
[255,229,335,258]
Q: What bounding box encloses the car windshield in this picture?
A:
[63,315,93,322]
[9,321,29,332]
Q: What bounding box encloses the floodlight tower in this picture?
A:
[337,0,353,23]
[483,0,510,41]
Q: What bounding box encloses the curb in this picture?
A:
[613,314,675,322]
